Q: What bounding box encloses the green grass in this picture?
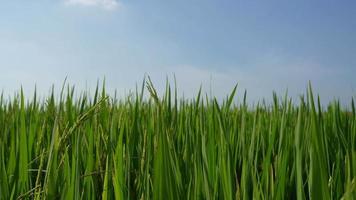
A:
[0,80,355,199]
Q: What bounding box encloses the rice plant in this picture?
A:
[0,80,355,199]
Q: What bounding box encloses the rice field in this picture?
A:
[0,79,355,199]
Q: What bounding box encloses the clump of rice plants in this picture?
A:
[0,79,355,199]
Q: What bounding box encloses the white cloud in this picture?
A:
[64,0,120,10]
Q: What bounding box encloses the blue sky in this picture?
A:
[0,0,355,104]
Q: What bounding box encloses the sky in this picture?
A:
[0,0,355,105]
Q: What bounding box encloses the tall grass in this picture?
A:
[0,80,355,199]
